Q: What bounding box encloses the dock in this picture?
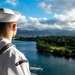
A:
[30,67,43,71]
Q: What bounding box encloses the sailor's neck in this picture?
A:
[0,36,12,42]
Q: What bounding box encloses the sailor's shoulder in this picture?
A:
[9,46,27,60]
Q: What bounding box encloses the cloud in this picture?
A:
[18,10,75,33]
[54,9,75,30]
[16,16,61,31]
[5,0,19,6]
[39,1,52,14]
[17,0,75,35]
[17,16,27,29]
[39,0,75,14]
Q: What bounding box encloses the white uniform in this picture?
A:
[0,38,31,75]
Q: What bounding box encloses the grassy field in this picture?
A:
[50,46,66,50]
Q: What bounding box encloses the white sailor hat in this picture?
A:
[0,8,21,22]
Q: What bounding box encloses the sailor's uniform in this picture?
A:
[0,38,31,75]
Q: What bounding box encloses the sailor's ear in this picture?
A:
[12,23,17,31]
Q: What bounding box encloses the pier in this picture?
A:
[30,67,43,71]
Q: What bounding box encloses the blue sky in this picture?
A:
[0,0,75,36]
[0,0,53,18]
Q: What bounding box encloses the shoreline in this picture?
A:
[14,36,75,58]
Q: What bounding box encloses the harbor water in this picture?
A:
[13,40,75,75]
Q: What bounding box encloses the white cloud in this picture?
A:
[53,9,75,30]
[17,16,27,29]
[17,0,75,34]
[17,16,62,31]
[39,1,52,14]
[17,11,75,31]
[5,0,18,6]
[54,9,75,21]
[39,0,75,14]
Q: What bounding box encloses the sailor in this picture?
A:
[0,8,31,75]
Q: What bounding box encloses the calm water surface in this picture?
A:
[13,40,75,75]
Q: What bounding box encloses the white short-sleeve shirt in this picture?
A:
[0,38,31,75]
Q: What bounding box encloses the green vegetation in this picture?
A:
[15,36,75,58]
[36,36,75,58]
